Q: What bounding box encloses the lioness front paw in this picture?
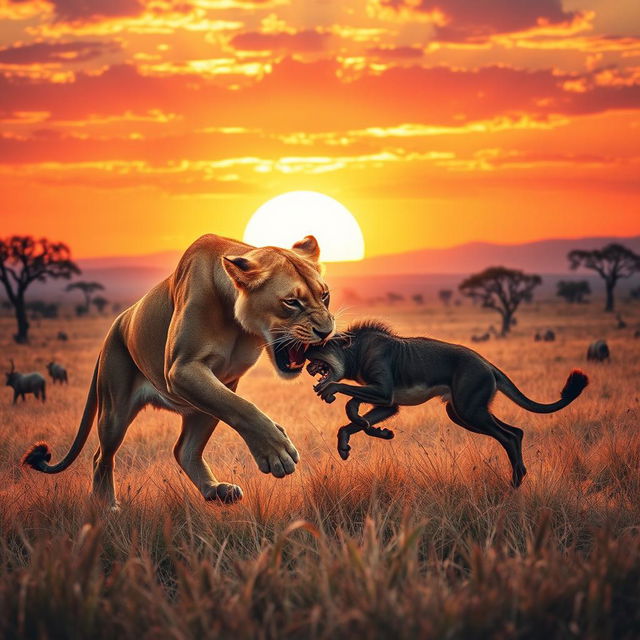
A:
[204,483,243,503]
[245,422,299,478]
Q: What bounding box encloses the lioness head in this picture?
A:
[222,235,335,378]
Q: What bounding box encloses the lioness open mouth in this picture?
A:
[273,342,308,373]
[306,359,332,383]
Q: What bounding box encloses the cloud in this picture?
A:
[229,29,330,53]
[366,45,423,59]
[0,40,120,65]
[375,0,588,42]
[47,0,143,22]
[0,59,638,135]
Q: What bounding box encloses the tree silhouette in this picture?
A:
[0,236,80,343]
[92,295,109,314]
[556,280,591,304]
[459,266,542,336]
[568,243,640,312]
[65,281,105,314]
[438,289,453,306]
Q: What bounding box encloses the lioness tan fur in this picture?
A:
[22,234,335,507]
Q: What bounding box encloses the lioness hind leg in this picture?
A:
[174,411,243,504]
[93,408,133,509]
[92,332,139,509]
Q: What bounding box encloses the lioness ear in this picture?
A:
[292,235,320,263]
[222,255,267,290]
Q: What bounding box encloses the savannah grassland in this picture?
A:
[1,298,640,639]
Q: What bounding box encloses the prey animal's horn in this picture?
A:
[9,358,15,372]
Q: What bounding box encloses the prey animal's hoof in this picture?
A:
[205,483,243,503]
[338,444,351,460]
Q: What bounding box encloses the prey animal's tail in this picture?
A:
[493,367,588,414]
[21,359,99,473]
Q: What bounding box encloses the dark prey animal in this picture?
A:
[306,321,589,487]
[46,361,69,384]
[5,359,46,404]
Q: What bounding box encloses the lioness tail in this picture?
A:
[22,359,99,474]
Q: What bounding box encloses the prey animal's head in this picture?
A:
[222,235,335,379]
[306,320,394,384]
[5,359,18,387]
[305,334,352,384]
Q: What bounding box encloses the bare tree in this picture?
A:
[65,281,105,314]
[0,236,80,343]
[459,266,542,336]
[568,243,640,312]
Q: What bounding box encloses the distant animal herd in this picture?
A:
[5,358,68,404]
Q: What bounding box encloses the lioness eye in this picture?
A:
[321,291,330,307]
[283,298,302,309]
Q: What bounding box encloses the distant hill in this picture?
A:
[17,235,640,304]
[325,235,640,278]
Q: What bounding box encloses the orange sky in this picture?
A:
[0,0,639,258]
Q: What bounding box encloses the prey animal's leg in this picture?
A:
[345,398,368,427]
[445,402,484,434]
[450,366,526,488]
[337,404,398,460]
[173,411,243,503]
[456,406,526,488]
[337,423,364,460]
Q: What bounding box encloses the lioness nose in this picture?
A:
[313,328,331,340]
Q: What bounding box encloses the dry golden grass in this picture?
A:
[1,300,639,638]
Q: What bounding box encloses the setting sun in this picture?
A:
[243,191,365,262]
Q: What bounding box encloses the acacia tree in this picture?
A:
[556,280,591,304]
[568,243,640,312]
[459,266,542,336]
[65,281,104,314]
[0,236,80,343]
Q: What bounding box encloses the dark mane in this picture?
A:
[346,320,396,336]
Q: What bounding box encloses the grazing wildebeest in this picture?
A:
[47,361,68,384]
[587,340,610,362]
[616,314,627,329]
[534,332,542,342]
[471,332,490,343]
[543,329,556,342]
[57,331,68,341]
[5,360,46,404]
[634,329,640,339]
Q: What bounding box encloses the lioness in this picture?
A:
[22,234,335,506]
[306,321,589,487]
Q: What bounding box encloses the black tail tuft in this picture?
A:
[561,369,589,400]
[21,442,52,470]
